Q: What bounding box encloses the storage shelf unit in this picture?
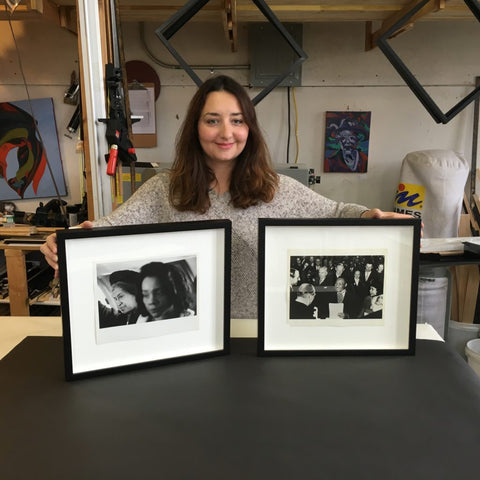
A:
[0,226,61,316]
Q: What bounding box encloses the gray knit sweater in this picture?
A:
[95,171,368,319]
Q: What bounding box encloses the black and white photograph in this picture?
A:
[258,218,420,355]
[289,254,384,323]
[95,256,198,344]
[96,257,196,327]
[57,220,231,380]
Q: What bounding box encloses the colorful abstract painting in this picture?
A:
[324,111,371,173]
[0,98,66,200]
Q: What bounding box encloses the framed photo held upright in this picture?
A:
[57,220,231,380]
[258,218,421,356]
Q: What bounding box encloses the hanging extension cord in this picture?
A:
[291,86,300,164]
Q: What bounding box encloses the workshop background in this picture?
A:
[0,17,479,214]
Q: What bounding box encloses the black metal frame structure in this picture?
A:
[376,0,480,124]
[155,0,307,104]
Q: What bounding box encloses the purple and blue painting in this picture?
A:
[324,111,371,173]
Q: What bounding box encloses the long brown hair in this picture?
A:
[169,75,279,213]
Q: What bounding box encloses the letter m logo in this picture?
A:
[395,183,424,209]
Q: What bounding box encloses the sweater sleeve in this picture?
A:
[277,175,369,218]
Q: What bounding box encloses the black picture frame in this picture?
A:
[57,220,231,380]
[154,0,307,105]
[376,0,480,124]
[258,218,421,356]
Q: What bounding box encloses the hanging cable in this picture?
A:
[4,1,67,223]
[139,22,250,72]
[292,86,300,164]
[4,0,20,14]
[286,86,291,164]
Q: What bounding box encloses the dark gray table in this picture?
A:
[1,337,480,479]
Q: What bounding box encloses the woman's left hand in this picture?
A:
[361,208,412,219]
[361,208,424,236]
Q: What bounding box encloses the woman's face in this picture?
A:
[369,286,378,296]
[141,276,172,320]
[111,284,137,314]
[290,269,300,286]
[198,91,249,168]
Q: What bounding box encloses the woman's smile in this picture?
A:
[216,142,235,149]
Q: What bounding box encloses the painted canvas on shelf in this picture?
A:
[0,97,67,201]
[324,111,371,173]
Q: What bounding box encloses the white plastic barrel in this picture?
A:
[448,321,480,360]
[465,338,480,377]
[394,149,469,239]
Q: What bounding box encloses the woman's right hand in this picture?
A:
[40,221,94,277]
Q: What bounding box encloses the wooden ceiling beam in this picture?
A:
[0,0,77,34]
[1,2,473,32]
[237,4,401,14]
[75,1,474,23]
[365,0,446,51]
[0,0,43,20]
[222,0,238,52]
[58,5,77,34]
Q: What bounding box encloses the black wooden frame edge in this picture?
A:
[257,217,421,356]
[408,218,421,355]
[257,219,267,355]
[57,232,73,379]
[57,219,232,381]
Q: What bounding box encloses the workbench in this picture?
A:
[0,225,60,316]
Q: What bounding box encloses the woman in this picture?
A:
[98,269,141,328]
[359,283,384,318]
[41,75,410,320]
[137,262,195,322]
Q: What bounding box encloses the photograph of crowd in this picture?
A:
[96,256,197,329]
[289,254,384,321]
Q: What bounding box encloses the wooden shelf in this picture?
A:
[0,230,61,316]
[30,291,61,307]
[0,225,59,238]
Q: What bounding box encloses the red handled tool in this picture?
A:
[99,64,137,177]
[106,144,118,176]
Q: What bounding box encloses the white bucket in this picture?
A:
[417,274,448,338]
[447,321,480,360]
[465,338,480,378]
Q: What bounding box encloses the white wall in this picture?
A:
[0,18,478,215]
[122,20,479,211]
[0,20,81,215]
